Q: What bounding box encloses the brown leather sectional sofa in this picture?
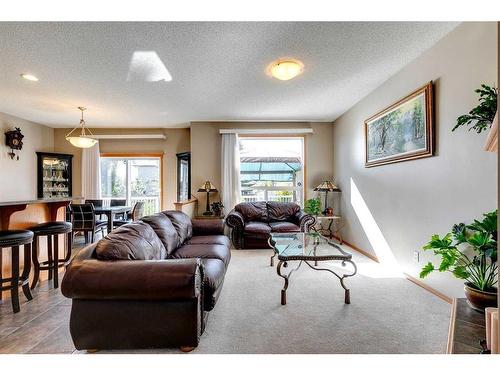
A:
[61,210,230,351]
[226,201,316,249]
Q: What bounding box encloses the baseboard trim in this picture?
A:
[404,274,453,304]
[334,237,379,263]
[335,236,452,304]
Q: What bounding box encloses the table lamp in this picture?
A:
[197,181,218,216]
[314,181,341,215]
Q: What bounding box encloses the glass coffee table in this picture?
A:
[268,232,357,305]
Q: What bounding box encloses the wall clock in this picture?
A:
[5,127,24,160]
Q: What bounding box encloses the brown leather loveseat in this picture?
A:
[226,201,316,249]
[61,210,230,351]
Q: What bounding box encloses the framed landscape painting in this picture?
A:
[364,82,434,167]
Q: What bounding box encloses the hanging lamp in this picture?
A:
[65,106,98,148]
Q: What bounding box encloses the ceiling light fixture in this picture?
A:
[65,107,98,148]
[20,73,39,82]
[268,59,304,81]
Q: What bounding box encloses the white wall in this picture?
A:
[0,112,54,201]
[333,22,498,297]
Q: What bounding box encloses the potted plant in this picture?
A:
[452,84,497,134]
[210,201,224,216]
[304,198,321,217]
[419,210,498,311]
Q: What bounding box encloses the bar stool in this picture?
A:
[29,221,72,290]
[0,230,34,313]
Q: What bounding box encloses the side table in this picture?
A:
[194,214,225,220]
[314,216,344,243]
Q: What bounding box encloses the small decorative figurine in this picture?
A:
[5,127,24,160]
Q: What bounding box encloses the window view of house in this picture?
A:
[239,138,304,206]
[100,157,161,215]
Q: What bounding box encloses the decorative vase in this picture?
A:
[326,207,333,216]
[213,209,222,217]
[464,282,498,311]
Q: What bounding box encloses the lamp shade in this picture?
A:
[197,181,218,193]
[314,181,340,192]
[66,136,98,148]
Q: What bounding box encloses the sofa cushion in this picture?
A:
[235,201,268,222]
[267,202,300,222]
[172,243,231,267]
[186,235,230,248]
[95,222,166,261]
[269,221,301,233]
[244,221,271,235]
[140,213,180,257]
[162,210,193,244]
[201,258,226,311]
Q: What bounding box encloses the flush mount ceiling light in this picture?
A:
[268,59,304,81]
[65,107,98,148]
[20,73,39,81]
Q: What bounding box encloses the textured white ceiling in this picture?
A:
[0,22,459,128]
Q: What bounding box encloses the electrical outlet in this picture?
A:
[413,251,420,264]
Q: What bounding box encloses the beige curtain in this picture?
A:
[81,143,101,199]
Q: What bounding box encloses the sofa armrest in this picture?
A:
[225,210,245,230]
[61,258,202,301]
[225,210,245,249]
[294,210,316,232]
[192,218,224,236]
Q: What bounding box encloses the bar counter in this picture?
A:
[0,197,80,300]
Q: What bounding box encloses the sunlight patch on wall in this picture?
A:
[127,51,172,82]
[350,178,403,278]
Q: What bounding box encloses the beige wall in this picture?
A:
[333,22,498,297]
[53,128,190,210]
[190,121,334,216]
[0,112,54,201]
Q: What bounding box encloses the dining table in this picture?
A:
[93,205,132,233]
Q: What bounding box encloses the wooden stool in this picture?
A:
[29,221,72,289]
[0,230,34,313]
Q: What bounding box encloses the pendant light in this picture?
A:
[65,107,98,148]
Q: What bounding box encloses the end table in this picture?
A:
[314,215,344,243]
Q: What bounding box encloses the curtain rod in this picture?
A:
[92,134,166,140]
[219,128,313,135]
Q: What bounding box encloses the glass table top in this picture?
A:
[269,232,352,261]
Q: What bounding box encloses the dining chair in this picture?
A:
[85,199,104,219]
[110,199,127,220]
[110,199,127,206]
[71,203,107,243]
[113,201,145,228]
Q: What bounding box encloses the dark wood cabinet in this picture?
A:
[36,152,73,199]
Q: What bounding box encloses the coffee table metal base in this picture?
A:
[275,258,356,305]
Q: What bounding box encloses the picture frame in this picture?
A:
[364,82,434,167]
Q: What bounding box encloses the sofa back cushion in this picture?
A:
[267,202,300,222]
[95,221,166,260]
[235,201,268,222]
[141,213,180,256]
[162,210,193,244]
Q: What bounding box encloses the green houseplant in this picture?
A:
[210,201,224,216]
[452,84,498,134]
[304,198,321,216]
[419,210,498,310]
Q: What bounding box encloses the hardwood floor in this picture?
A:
[0,235,91,354]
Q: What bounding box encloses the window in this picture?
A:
[100,156,161,215]
[239,138,304,206]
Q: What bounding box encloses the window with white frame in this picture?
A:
[239,137,304,206]
[100,156,161,215]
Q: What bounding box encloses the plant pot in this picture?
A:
[464,282,498,311]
